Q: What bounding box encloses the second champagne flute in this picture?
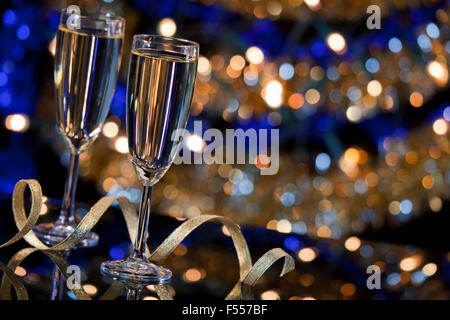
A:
[101,35,199,284]
[33,10,125,247]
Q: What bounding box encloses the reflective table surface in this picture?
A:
[1,200,449,300]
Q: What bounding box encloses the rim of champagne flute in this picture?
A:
[133,33,200,47]
[132,34,199,60]
[59,9,125,35]
[132,34,199,49]
[59,10,125,23]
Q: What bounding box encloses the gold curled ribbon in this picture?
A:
[0,179,295,300]
[0,261,28,300]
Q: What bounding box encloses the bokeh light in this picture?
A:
[305,88,320,104]
[326,32,346,54]
[5,114,29,132]
[262,80,283,108]
[298,248,316,262]
[230,55,246,71]
[409,92,423,107]
[388,37,402,53]
[102,121,119,138]
[422,263,437,276]
[304,0,321,10]
[261,290,280,300]
[427,61,448,86]
[197,56,211,75]
[114,136,129,153]
[432,119,447,135]
[399,255,421,272]
[367,80,382,96]
[345,236,361,251]
[346,106,362,122]
[186,134,205,152]
[183,268,202,282]
[158,18,177,37]
[245,46,264,64]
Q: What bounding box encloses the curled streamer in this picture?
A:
[0,180,295,300]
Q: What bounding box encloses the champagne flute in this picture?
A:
[33,10,125,247]
[101,35,198,284]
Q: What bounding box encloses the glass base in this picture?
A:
[100,257,172,286]
[32,222,99,248]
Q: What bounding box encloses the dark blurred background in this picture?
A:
[0,0,449,300]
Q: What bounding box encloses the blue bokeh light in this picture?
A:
[443,106,450,121]
[311,40,327,58]
[291,221,307,234]
[0,91,12,107]
[3,60,15,74]
[67,291,78,300]
[387,273,401,286]
[243,71,258,86]
[109,246,125,260]
[238,179,254,195]
[17,23,31,40]
[417,34,431,52]
[388,37,402,53]
[2,9,17,27]
[283,236,301,251]
[400,199,413,214]
[326,66,340,80]
[411,270,427,284]
[354,179,368,194]
[280,192,295,206]
[315,153,331,172]
[365,58,380,73]
[426,22,439,39]
[360,245,374,258]
[279,62,295,80]
[347,86,361,101]
[0,72,8,86]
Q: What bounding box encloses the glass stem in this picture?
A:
[50,266,64,300]
[126,288,142,300]
[132,185,152,260]
[56,152,79,226]
[51,251,69,300]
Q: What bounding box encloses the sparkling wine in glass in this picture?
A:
[101,35,198,285]
[33,10,124,247]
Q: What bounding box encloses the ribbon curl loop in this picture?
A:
[0,179,295,300]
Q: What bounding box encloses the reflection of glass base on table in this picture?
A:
[32,222,99,248]
[100,257,172,287]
